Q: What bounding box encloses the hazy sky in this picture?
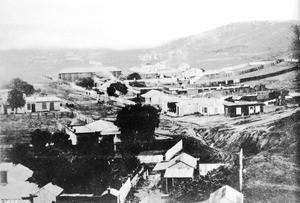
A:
[0,0,299,50]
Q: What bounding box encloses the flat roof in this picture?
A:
[223,101,263,107]
[26,96,62,103]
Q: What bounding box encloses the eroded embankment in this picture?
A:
[159,107,300,203]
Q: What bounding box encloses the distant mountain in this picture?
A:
[0,21,299,83]
[152,20,300,69]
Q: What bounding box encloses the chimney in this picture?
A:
[0,171,8,185]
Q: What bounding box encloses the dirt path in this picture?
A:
[134,174,166,203]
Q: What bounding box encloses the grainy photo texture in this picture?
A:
[0,0,299,202]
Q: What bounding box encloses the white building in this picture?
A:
[25,96,62,113]
[0,163,63,203]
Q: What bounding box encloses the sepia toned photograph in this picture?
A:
[0,0,299,202]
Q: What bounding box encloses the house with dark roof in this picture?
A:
[223,101,264,117]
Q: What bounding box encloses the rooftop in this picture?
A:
[37,182,63,196]
[223,101,264,107]
[26,96,62,103]
[164,167,194,178]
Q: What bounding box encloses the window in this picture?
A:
[255,105,260,113]
[42,102,47,110]
[236,107,242,115]
[27,104,31,110]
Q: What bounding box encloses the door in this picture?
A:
[31,104,36,112]
[249,106,254,114]
[50,102,54,111]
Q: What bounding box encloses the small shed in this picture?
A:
[137,150,165,164]
[141,90,163,105]
[223,101,264,117]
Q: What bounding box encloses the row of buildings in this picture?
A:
[140,89,264,117]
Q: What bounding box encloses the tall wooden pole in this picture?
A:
[239,148,243,192]
[239,148,244,203]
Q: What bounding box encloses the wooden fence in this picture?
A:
[0,111,75,120]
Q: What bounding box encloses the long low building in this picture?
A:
[141,90,225,116]
[0,91,62,114]
[223,101,264,117]
[58,66,122,82]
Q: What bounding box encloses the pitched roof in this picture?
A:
[37,182,63,196]
[8,164,33,182]
[153,152,197,171]
[72,120,120,135]
[141,90,163,98]
[101,187,120,197]
[85,120,119,134]
[0,181,39,200]
[164,167,194,178]
[169,153,197,169]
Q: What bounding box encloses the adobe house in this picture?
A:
[223,101,264,117]
[25,96,62,113]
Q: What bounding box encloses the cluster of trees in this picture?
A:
[11,129,139,194]
[107,82,128,96]
[115,104,160,144]
[76,77,94,89]
[126,72,141,80]
[4,78,35,113]
[5,78,35,96]
[168,166,240,203]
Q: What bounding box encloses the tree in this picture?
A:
[107,85,116,96]
[30,129,51,151]
[6,78,35,96]
[127,72,141,80]
[7,88,26,113]
[106,82,128,97]
[76,77,94,89]
[115,104,160,143]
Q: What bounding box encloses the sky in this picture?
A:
[0,0,299,50]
